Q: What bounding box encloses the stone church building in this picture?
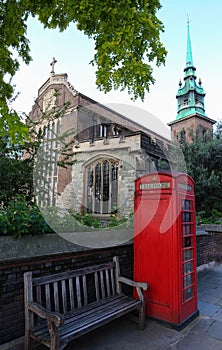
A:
[30,67,171,218]
[30,21,215,219]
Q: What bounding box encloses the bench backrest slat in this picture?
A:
[36,285,42,305]
[53,281,59,312]
[32,262,116,286]
[100,270,105,299]
[82,275,88,306]
[61,280,67,313]
[69,278,75,309]
[24,257,122,326]
[94,272,100,301]
[76,276,81,308]
[105,269,111,297]
[110,268,115,295]
[45,284,51,310]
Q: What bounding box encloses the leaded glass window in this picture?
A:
[35,119,60,207]
[86,159,119,214]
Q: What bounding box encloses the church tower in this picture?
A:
[168,19,215,142]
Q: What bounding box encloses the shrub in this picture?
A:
[0,195,53,237]
[71,212,102,229]
[196,209,222,225]
[108,214,127,228]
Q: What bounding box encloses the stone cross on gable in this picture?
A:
[50,57,57,74]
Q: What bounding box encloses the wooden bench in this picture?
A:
[24,256,148,350]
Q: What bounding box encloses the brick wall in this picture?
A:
[169,115,214,143]
[1,227,222,346]
[197,226,222,267]
[0,244,133,345]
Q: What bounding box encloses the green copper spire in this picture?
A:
[175,19,206,120]
[186,17,193,67]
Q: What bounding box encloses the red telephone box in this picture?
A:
[134,171,199,329]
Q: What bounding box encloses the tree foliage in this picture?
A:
[180,125,222,218]
[0,99,77,236]
[0,0,167,139]
[0,96,76,207]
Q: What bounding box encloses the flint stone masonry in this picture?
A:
[58,133,146,215]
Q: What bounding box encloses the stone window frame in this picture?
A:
[83,154,120,215]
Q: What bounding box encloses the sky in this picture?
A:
[11,0,222,135]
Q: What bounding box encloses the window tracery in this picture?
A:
[86,158,119,214]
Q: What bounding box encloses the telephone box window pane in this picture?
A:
[183,212,191,222]
[184,274,193,288]
[183,287,194,302]
[183,200,191,210]
[184,261,193,274]
[183,249,193,261]
[183,224,191,235]
[183,237,192,248]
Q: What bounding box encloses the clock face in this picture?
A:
[43,89,56,112]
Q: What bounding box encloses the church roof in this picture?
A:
[36,67,171,141]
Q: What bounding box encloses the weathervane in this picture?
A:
[50,57,57,74]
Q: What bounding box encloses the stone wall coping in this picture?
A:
[201,224,222,233]
[0,232,133,263]
[1,225,221,263]
[196,225,208,236]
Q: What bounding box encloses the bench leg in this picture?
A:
[138,303,146,330]
[49,321,61,350]
[50,336,60,350]
[24,330,33,350]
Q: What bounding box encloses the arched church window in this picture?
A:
[86,159,119,214]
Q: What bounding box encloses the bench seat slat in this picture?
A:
[32,295,136,336]
[61,299,141,343]
[32,295,127,333]
[61,298,140,336]
[31,296,141,344]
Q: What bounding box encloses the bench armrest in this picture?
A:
[28,302,64,327]
[118,276,148,302]
[118,276,148,291]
